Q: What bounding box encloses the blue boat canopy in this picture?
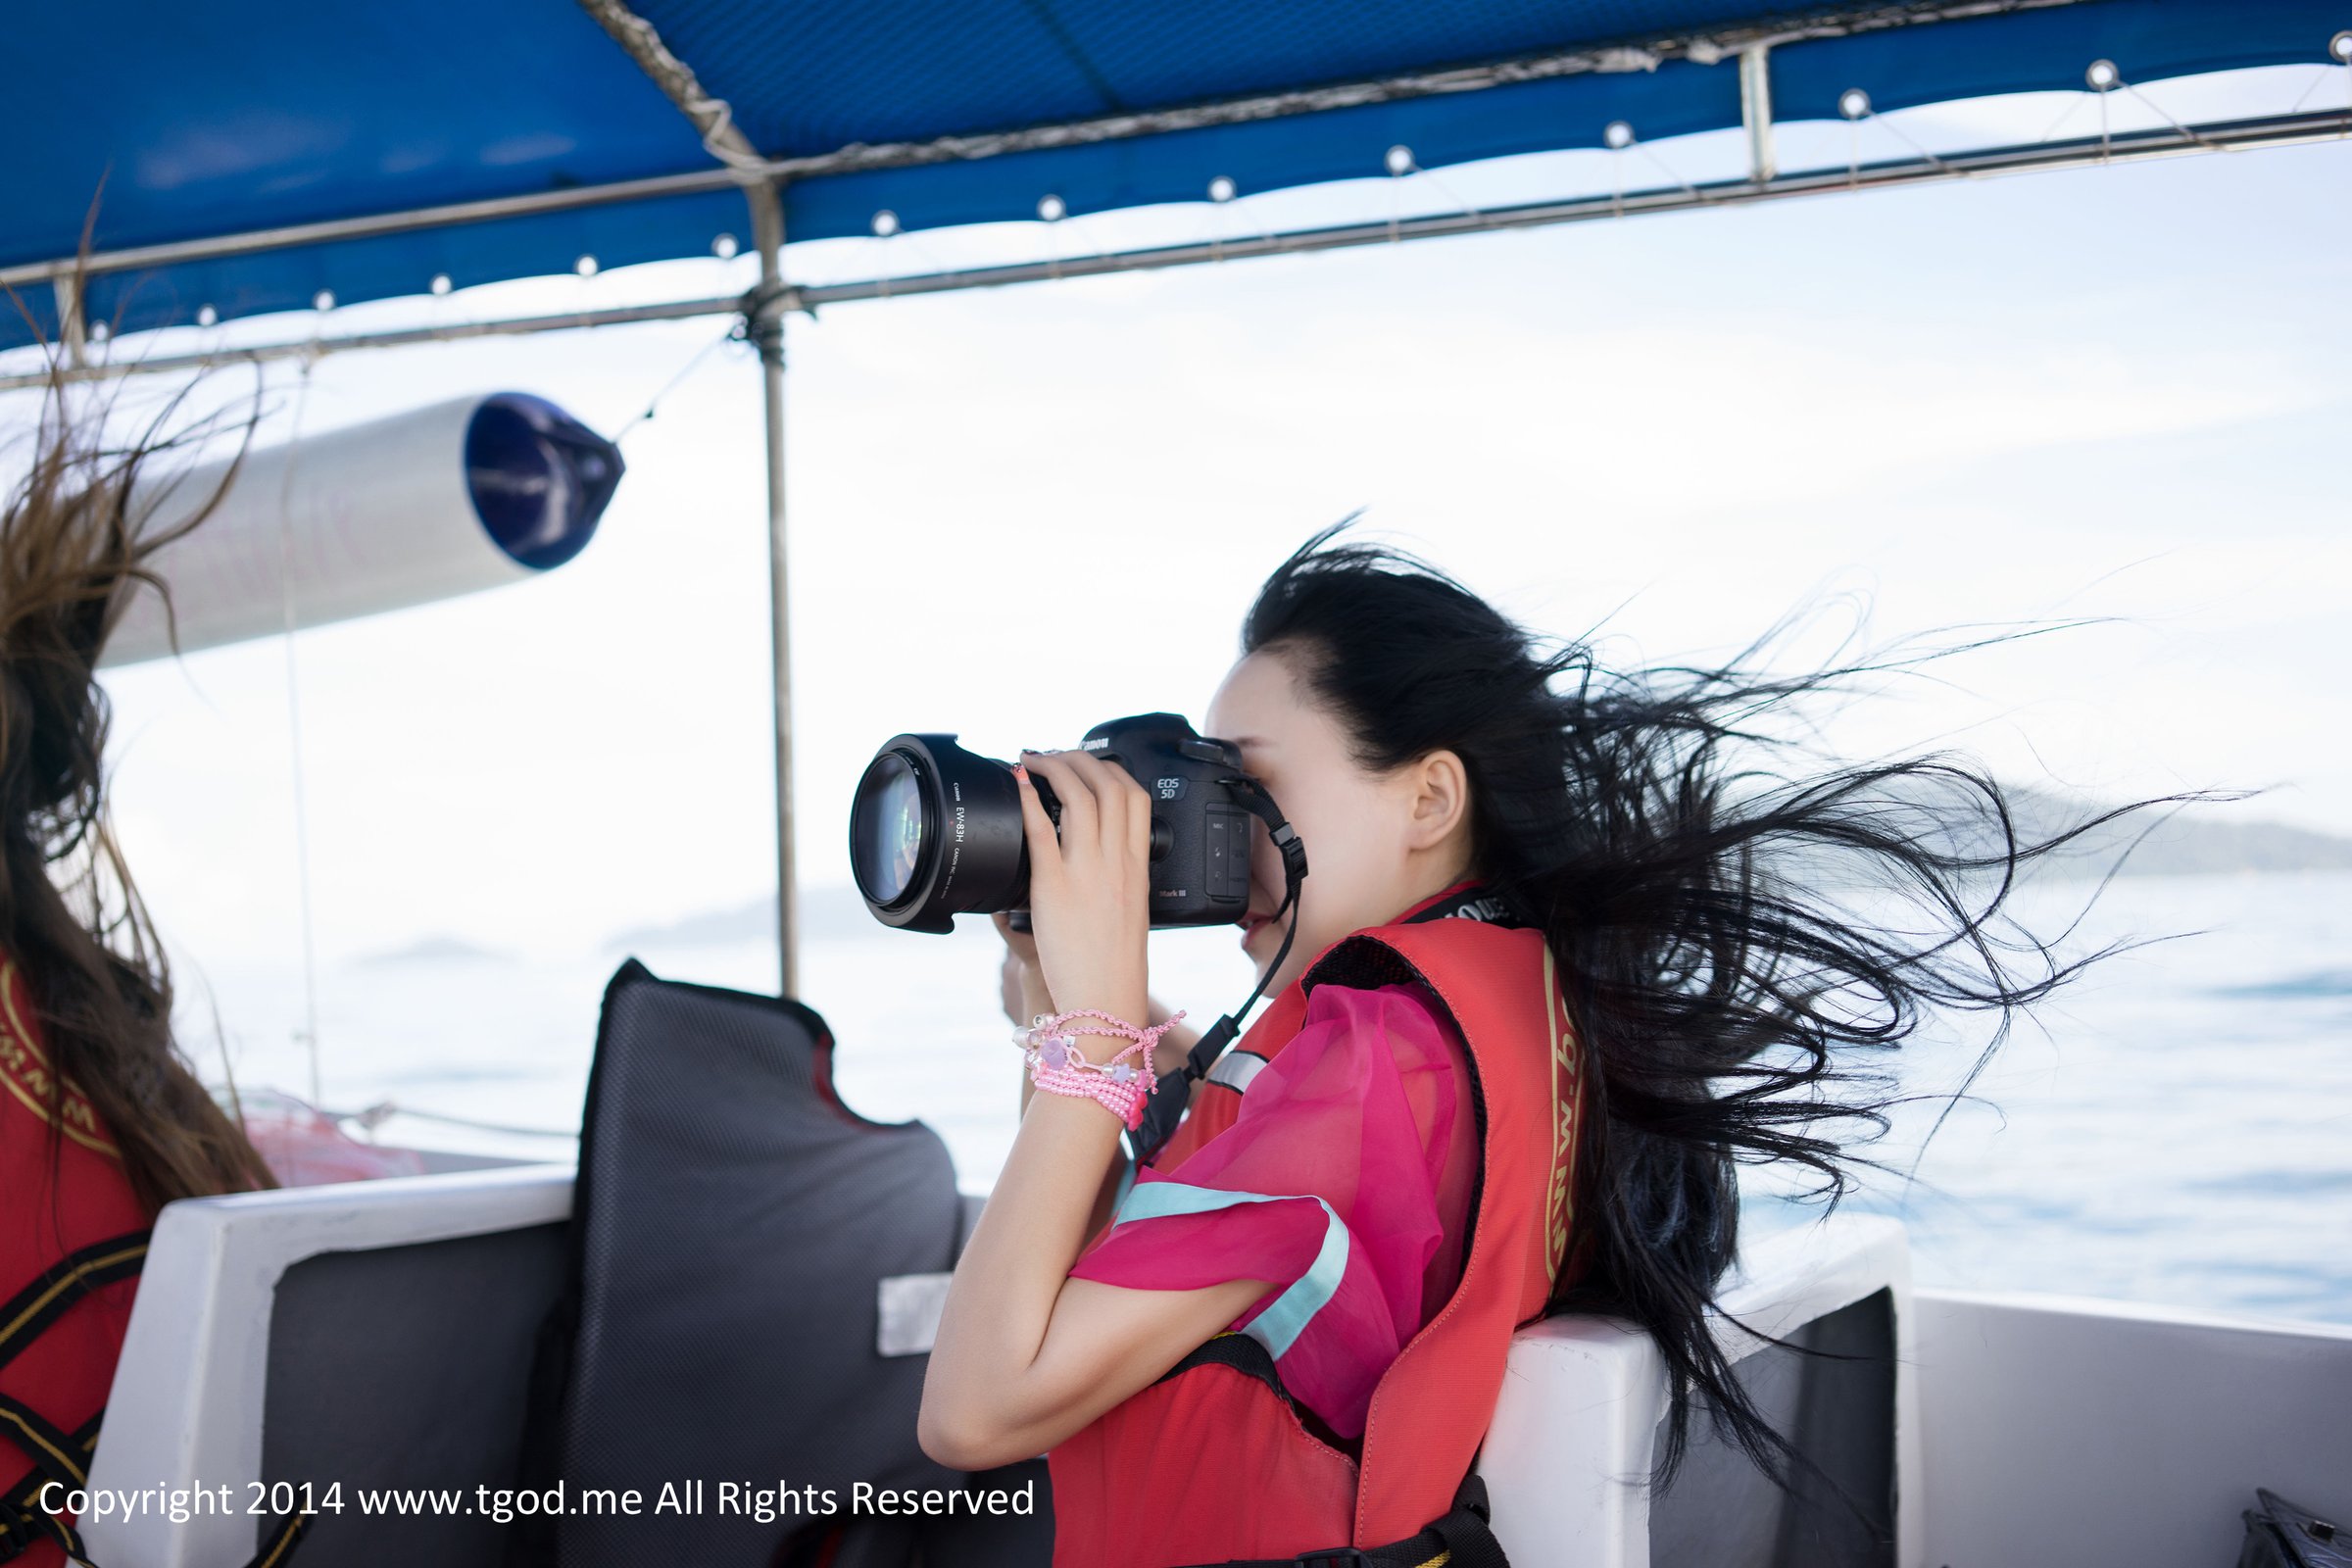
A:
[1,0,2345,350]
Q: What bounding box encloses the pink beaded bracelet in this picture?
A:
[1020,1009,1184,1130]
[1029,1057,1152,1128]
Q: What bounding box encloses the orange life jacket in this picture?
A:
[1049,890,1586,1566]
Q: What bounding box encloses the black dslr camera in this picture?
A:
[850,713,1298,934]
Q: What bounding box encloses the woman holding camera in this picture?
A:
[920,529,2136,1565]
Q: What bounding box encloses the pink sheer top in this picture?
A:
[1068,982,1477,1441]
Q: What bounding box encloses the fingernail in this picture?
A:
[1011,762,1028,781]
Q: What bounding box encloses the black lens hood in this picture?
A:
[850,733,1033,933]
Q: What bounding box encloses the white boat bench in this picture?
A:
[78,1171,2352,1567]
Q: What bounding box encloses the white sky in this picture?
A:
[8,69,2348,982]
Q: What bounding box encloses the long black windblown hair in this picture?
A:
[1243,522,2205,1494]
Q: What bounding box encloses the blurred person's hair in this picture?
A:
[2,279,276,1212]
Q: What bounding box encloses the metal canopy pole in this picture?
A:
[578,0,799,993]
[1740,45,1779,183]
[748,187,798,999]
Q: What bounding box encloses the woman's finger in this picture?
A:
[1055,747,1148,861]
[1012,760,1061,879]
[1020,750,1099,849]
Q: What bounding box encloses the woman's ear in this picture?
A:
[1403,750,1472,854]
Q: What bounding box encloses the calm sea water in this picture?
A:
[187,870,2352,1325]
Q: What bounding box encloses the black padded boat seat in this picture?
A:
[513,960,1041,1567]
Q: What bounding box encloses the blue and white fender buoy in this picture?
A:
[101,392,622,666]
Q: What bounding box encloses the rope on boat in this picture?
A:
[275,359,325,1107]
[610,320,741,445]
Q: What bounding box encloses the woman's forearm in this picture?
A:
[922,1048,1131,1464]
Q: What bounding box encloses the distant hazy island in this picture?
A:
[603,792,2352,952]
[2004,786,2352,880]
[358,933,514,966]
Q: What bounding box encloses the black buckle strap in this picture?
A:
[1424,1475,1509,1568]
[0,1232,149,1375]
[1180,1475,1507,1568]
[0,1494,79,1566]
[0,1512,40,1563]
[0,1232,150,1563]
[0,1506,81,1567]
[0,1419,309,1568]
[0,1415,97,1566]
[249,1507,313,1568]
[0,1393,90,1493]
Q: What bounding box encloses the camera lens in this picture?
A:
[848,734,1034,933]
[849,717,1275,934]
[851,750,929,907]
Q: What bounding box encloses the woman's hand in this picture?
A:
[1014,749,1151,1042]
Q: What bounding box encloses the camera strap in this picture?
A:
[1129,779,1306,1162]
